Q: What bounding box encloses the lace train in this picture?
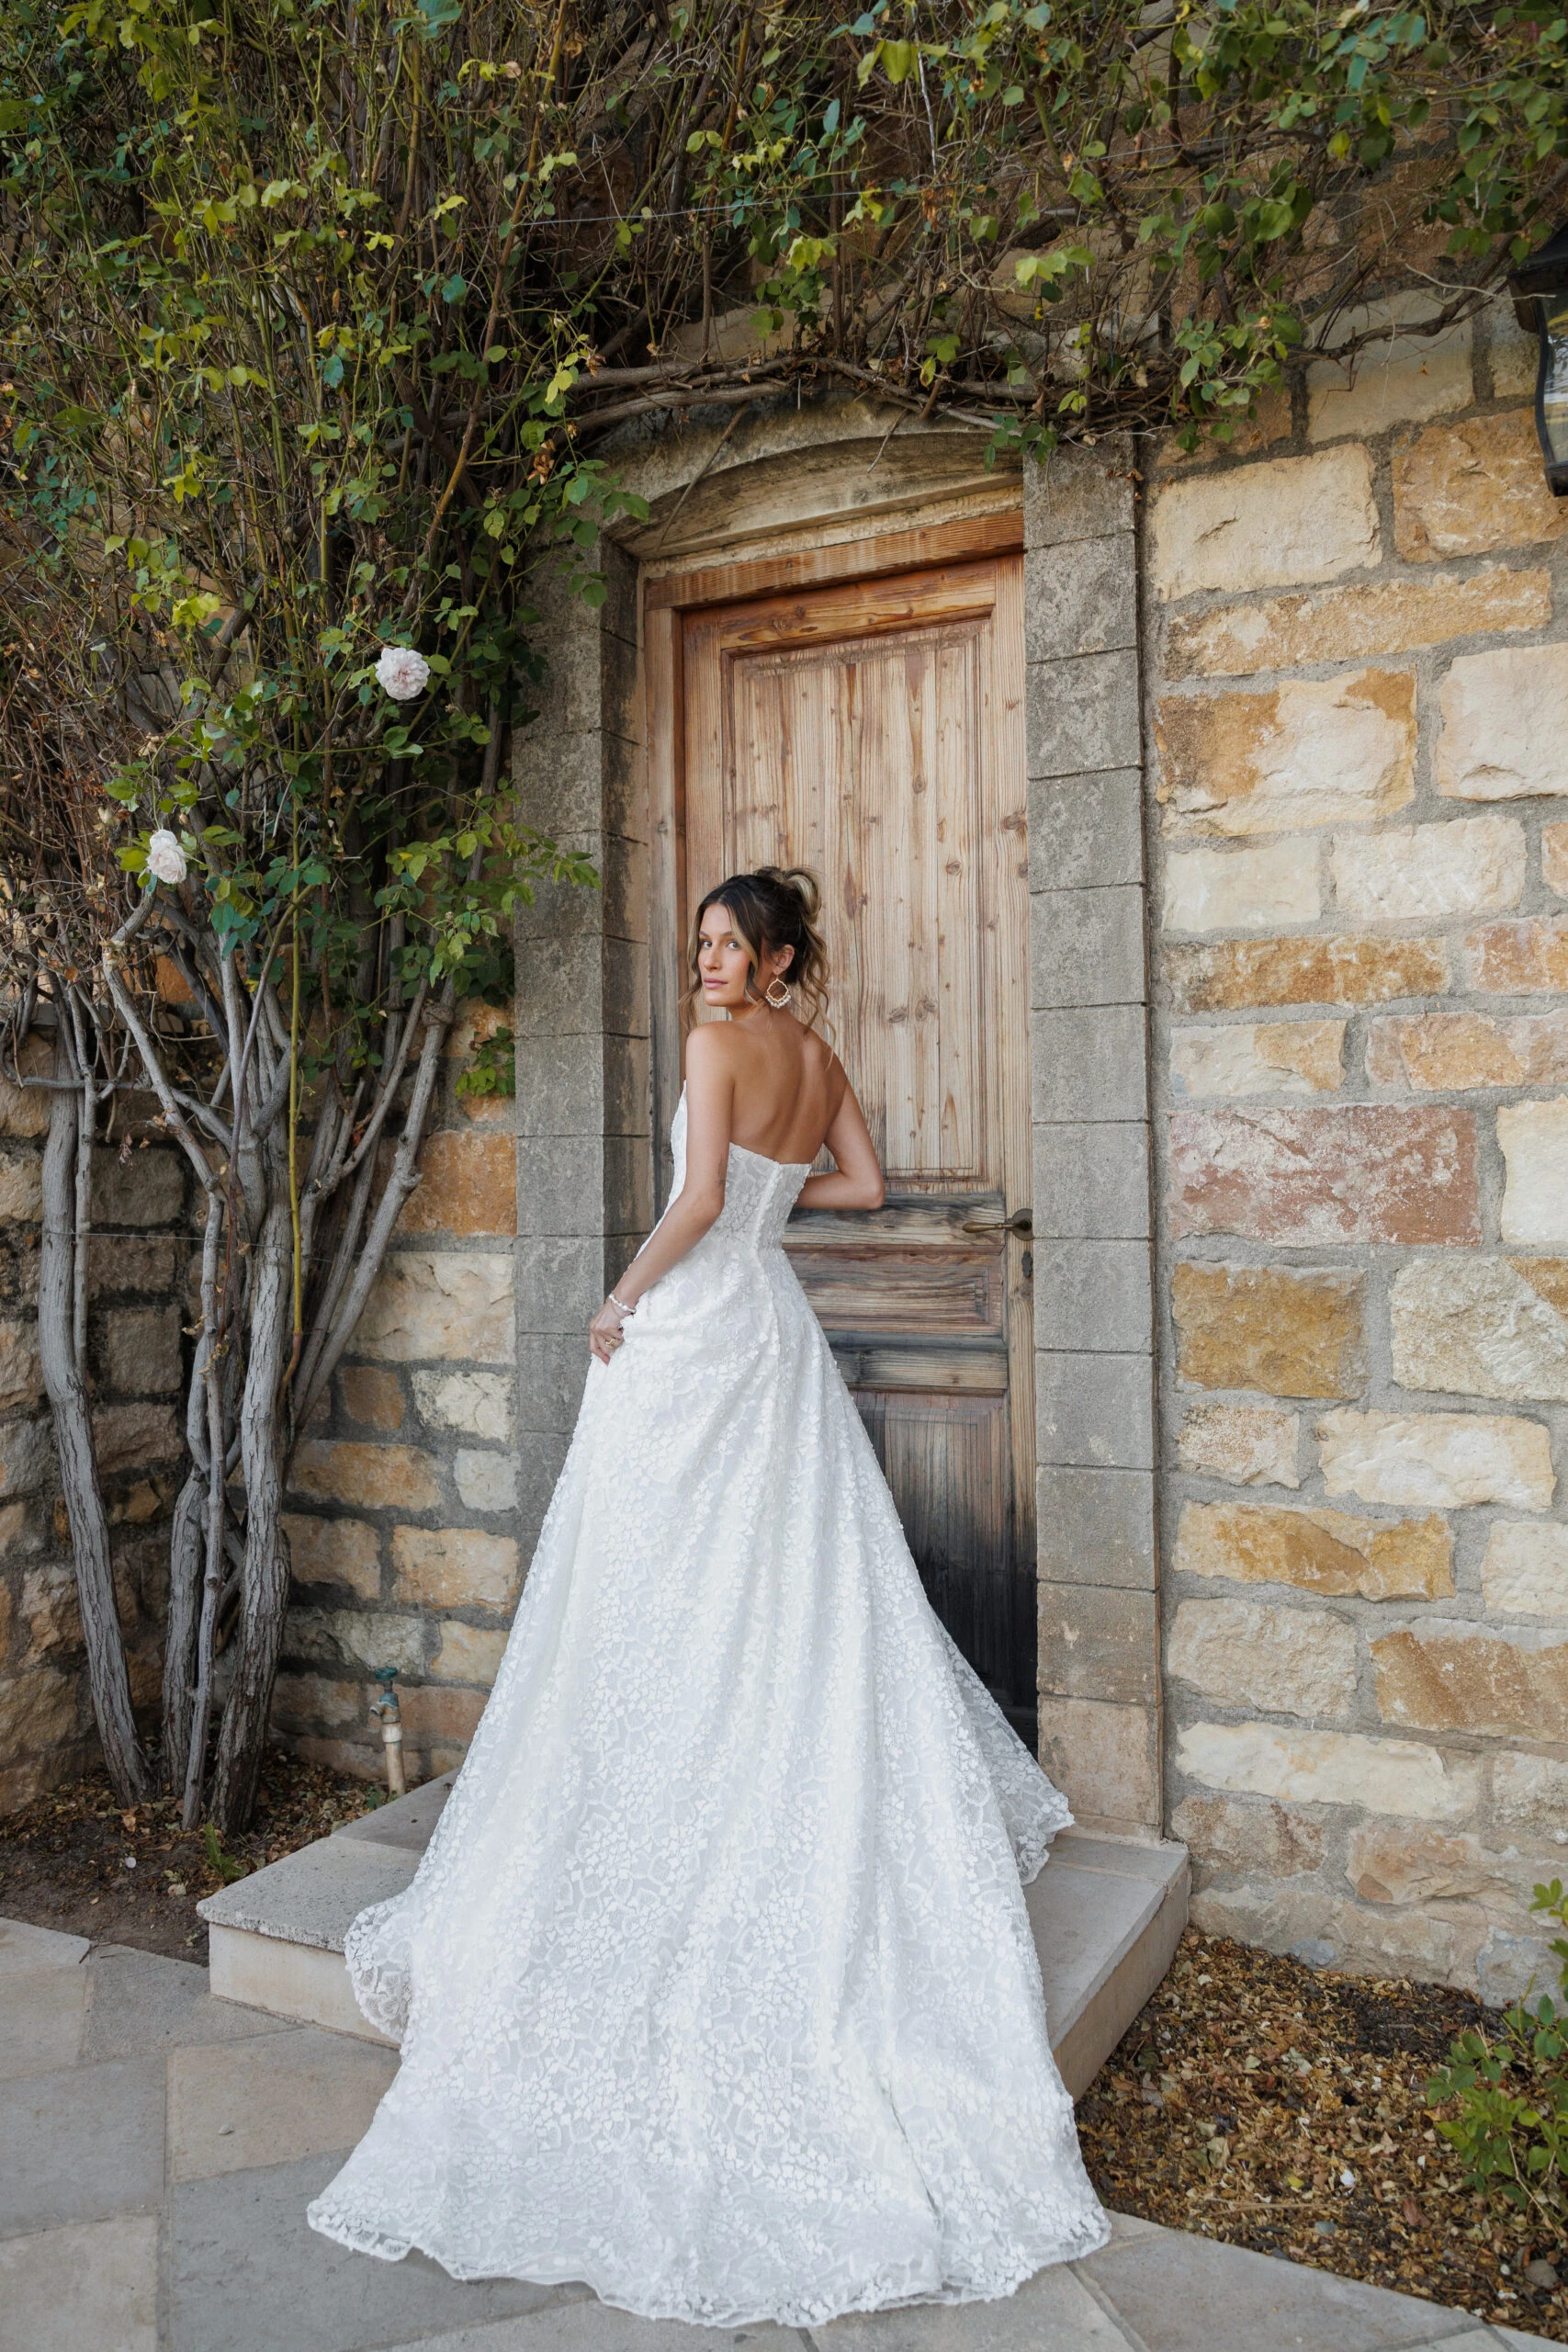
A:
[306,1094,1108,2323]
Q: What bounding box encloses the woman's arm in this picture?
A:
[587,1029,735,1362]
[795,1076,884,1212]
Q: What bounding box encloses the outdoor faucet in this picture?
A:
[371,1666,407,1800]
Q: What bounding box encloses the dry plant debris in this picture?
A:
[0,1750,379,1962]
[1078,1928,1566,2343]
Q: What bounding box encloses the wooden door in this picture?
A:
[670,558,1034,1726]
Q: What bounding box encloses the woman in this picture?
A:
[307,866,1109,2324]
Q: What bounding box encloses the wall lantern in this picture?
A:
[1508,220,1568,497]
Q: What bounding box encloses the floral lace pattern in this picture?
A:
[306,1091,1108,2324]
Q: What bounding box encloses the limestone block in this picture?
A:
[269,1671,363,1733]
[0,1060,53,1138]
[1156,672,1416,839]
[1162,841,1321,933]
[1394,409,1568,562]
[1173,1262,1364,1397]
[282,1514,380,1600]
[1036,1693,1159,1830]
[1391,1254,1568,1403]
[1482,1521,1568,1618]
[446,998,513,1059]
[1438,644,1568,802]
[93,1402,180,1474]
[23,1562,81,1660]
[431,1622,508,1687]
[1166,935,1448,1013]
[1345,1822,1522,1908]
[1190,1882,1487,1985]
[1176,1719,1481,1820]
[1492,1750,1568,1837]
[1373,1621,1568,1741]
[101,1306,182,1397]
[1306,293,1473,442]
[397,1682,487,1749]
[455,1449,518,1512]
[1170,1792,1325,1879]
[1175,1498,1453,1600]
[396,1131,516,1238]
[285,1606,426,1677]
[1465,915,1568,993]
[1490,298,1540,397]
[1170,1106,1478,1247]
[0,1155,42,1224]
[91,1148,185,1228]
[1367,1010,1568,1091]
[355,1251,515,1364]
[1164,568,1551,681]
[1177,1401,1301,1489]
[1168,1595,1356,1716]
[1169,1021,1344,1099]
[0,1665,79,1757]
[392,1524,520,1610]
[410,1367,515,1442]
[0,1418,52,1498]
[89,1237,183,1300]
[1499,1098,1568,1248]
[1317,1407,1555,1510]
[1331,815,1526,922]
[337,1368,403,1431]
[0,1319,42,1413]
[290,1441,441,1513]
[1149,447,1381,600]
[1545,822,1568,899]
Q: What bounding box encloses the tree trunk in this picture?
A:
[37,1047,148,1804]
[209,1167,295,1835]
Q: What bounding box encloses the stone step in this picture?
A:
[200,1780,1187,2097]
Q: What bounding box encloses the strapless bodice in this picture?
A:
[670,1086,809,1251]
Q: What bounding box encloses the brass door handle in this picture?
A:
[961,1210,1032,1235]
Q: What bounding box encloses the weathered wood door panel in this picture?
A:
[674,557,1035,1722]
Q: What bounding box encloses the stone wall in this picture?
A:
[271,1007,525,1787]
[1146,294,1568,2001]
[0,1046,187,1808]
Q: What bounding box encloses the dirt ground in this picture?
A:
[0,1749,380,1962]
[1079,1927,1566,2344]
[3,1776,1562,2335]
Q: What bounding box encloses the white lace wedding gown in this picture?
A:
[307,1089,1109,2324]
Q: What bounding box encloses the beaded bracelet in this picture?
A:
[608,1291,638,1317]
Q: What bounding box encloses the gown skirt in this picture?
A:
[306,1091,1109,2325]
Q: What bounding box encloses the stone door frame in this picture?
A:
[510,411,1160,1836]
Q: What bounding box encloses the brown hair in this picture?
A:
[683,866,830,1032]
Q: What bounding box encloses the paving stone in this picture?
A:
[812,2258,1133,2346]
[0,2053,165,2234]
[168,2022,399,2181]
[168,2152,580,2352]
[0,2213,158,2352]
[82,1943,290,2062]
[0,1915,89,1973]
[391,2308,801,2351]
[1079,2220,1479,2350]
[0,1962,86,2079]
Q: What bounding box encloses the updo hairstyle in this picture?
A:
[683,866,830,1032]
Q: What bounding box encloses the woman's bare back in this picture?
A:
[708,1012,846,1166]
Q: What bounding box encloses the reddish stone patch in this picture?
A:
[1169,1107,1480,1246]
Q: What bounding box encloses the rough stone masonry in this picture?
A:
[1149,292,1568,2004]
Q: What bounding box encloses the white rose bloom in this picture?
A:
[376,644,431,701]
[146,829,188,887]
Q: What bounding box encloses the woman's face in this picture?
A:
[696,903,792,1013]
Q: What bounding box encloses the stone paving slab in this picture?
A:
[0,1962,88,2078]
[0,1912,1559,2352]
[168,2154,583,2352]
[0,2212,159,2352]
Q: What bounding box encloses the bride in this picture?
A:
[307,865,1109,2324]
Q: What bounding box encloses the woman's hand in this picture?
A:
[588,1298,628,1364]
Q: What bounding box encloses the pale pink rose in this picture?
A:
[376,645,430,701]
[146,829,187,887]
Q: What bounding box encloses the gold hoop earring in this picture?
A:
[764,978,792,1011]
